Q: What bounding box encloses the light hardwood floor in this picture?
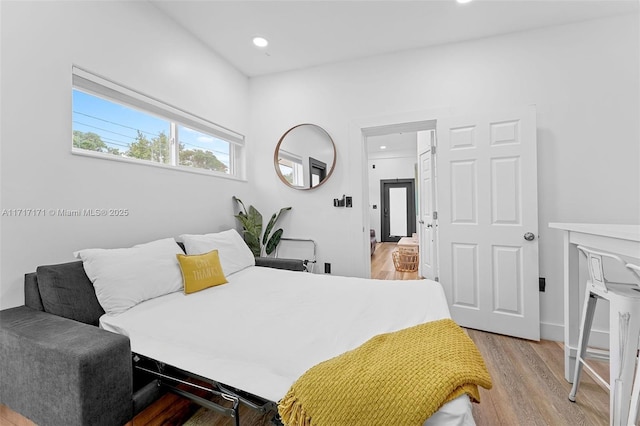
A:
[371,241,608,425]
[1,244,610,425]
[371,241,420,280]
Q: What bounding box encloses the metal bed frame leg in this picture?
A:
[166,383,240,426]
[133,355,282,426]
[135,360,241,425]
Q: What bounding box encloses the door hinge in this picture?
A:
[433,211,438,220]
[431,145,436,155]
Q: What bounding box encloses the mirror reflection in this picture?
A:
[274,124,336,190]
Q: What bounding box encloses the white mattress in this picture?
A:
[100,266,474,425]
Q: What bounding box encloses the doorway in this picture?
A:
[366,130,426,282]
[357,106,540,341]
[380,179,416,242]
[309,157,326,187]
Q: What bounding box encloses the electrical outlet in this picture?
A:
[539,277,546,292]
[324,263,331,274]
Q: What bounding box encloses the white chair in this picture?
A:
[568,246,640,426]
[624,263,640,425]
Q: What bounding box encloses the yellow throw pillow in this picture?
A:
[177,249,228,294]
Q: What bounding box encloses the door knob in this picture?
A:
[426,224,433,228]
[524,232,535,241]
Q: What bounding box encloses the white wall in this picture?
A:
[1,3,637,341]
[249,14,640,340]
[0,1,252,308]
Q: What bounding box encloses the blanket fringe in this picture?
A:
[278,390,313,426]
[279,383,481,426]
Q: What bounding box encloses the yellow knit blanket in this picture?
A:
[278,318,492,426]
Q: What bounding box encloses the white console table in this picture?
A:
[549,223,640,424]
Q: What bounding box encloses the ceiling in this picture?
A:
[150,0,638,77]
[367,133,417,157]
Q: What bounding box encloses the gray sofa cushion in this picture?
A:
[36,261,104,326]
[24,272,44,312]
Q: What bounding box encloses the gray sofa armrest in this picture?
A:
[0,306,133,426]
[255,257,305,271]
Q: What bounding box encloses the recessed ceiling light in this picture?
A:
[457,0,473,3]
[380,145,387,150]
[252,36,269,48]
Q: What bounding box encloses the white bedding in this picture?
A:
[100,266,474,425]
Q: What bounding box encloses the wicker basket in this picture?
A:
[392,248,419,272]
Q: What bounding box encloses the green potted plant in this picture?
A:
[233,196,291,257]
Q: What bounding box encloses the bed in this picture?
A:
[75,229,488,425]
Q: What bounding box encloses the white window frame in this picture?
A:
[278,149,305,188]
[71,66,246,180]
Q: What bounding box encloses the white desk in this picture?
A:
[549,223,640,424]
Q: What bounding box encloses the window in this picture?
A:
[277,150,304,187]
[71,66,244,178]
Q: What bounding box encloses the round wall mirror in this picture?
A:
[274,124,336,190]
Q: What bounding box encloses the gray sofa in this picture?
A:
[0,255,304,426]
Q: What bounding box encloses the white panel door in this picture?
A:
[437,106,539,340]
[417,130,437,280]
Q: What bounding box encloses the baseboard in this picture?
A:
[541,321,609,349]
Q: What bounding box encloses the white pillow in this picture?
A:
[179,229,255,276]
[74,238,184,315]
